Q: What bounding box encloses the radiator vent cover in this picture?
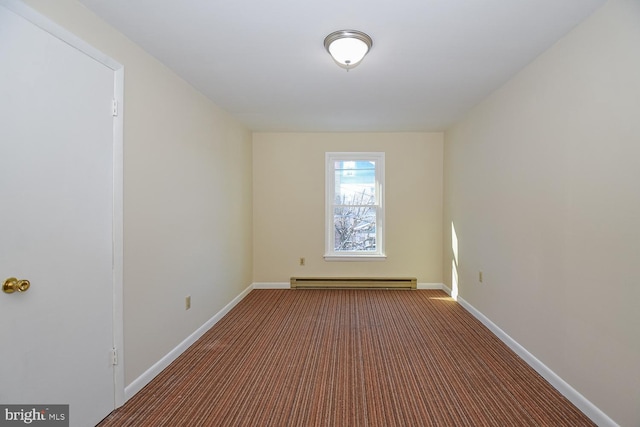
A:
[290,277,417,289]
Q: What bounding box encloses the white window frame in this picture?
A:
[325,152,386,261]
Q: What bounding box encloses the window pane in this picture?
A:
[326,152,384,258]
[334,160,376,205]
[333,206,376,251]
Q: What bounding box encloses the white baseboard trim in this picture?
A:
[417,282,445,290]
[252,282,290,289]
[441,284,453,295]
[453,293,617,427]
[124,284,253,401]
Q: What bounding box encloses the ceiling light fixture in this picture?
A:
[324,30,373,71]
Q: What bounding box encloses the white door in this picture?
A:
[0,5,116,426]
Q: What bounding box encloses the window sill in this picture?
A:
[324,254,387,262]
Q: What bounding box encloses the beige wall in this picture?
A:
[253,132,443,283]
[443,0,640,425]
[24,0,253,385]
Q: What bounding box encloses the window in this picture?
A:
[325,152,385,260]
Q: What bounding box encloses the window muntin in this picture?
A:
[326,152,385,260]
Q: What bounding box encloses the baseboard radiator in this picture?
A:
[290,277,417,290]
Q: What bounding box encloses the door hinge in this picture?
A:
[111,347,118,366]
[112,99,118,117]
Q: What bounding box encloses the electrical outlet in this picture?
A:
[299,257,305,266]
[185,295,191,310]
[479,272,483,283]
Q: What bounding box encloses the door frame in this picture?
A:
[1,0,126,407]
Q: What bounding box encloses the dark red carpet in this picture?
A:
[98,289,594,426]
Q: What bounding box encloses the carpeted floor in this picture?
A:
[98,289,595,426]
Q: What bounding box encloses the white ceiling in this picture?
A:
[78,0,606,132]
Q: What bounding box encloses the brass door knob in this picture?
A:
[3,277,30,294]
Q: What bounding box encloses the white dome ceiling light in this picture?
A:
[324,30,373,71]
